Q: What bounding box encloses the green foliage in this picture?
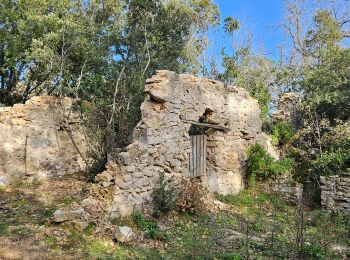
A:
[272,121,295,146]
[37,208,55,224]
[151,172,177,218]
[224,16,240,33]
[238,57,275,118]
[217,190,254,208]
[217,252,242,260]
[132,211,164,240]
[0,222,9,237]
[302,10,350,123]
[247,144,293,187]
[312,137,350,176]
[300,244,327,259]
[0,0,220,152]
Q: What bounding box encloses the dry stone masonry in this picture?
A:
[262,174,303,205]
[272,93,301,129]
[91,70,276,218]
[320,172,350,215]
[0,96,88,182]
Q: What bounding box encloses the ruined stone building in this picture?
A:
[92,70,276,217]
[2,71,350,218]
[0,96,88,184]
[0,70,279,217]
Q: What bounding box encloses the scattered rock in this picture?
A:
[71,221,89,230]
[114,226,135,243]
[53,208,84,223]
[213,200,225,210]
[157,224,167,232]
[0,176,9,187]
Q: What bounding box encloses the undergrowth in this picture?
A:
[247,143,293,187]
[132,211,165,240]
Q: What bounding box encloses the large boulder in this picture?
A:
[114,226,135,243]
[53,207,85,223]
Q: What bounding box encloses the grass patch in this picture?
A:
[217,190,255,208]
[44,236,58,246]
[0,222,9,237]
[84,240,130,259]
[59,195,80,205]
[37,208,55,224]
[9,226,34,239]
[132,211,164,240]
[10,198,31,208]
[215,214,237,228]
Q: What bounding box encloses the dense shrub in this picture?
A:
[312,137,350,176]
[176,178,206,215]
[247,144,293,187]
[151,173,177,218]
[300,244,327,259]
[272,121,295,146]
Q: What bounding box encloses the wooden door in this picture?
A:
[189,135,207,178]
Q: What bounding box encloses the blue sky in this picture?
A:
[208,0,286,62]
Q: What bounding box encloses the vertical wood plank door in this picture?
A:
[189,135,207,178]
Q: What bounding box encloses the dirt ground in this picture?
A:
[0,176,88,260]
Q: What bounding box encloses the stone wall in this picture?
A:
[0,96,88,183]
[91,70,276,217]
[262,174,303,205]
[272,93,301,129]
[320,173,350,215]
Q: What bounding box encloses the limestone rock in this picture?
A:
[0,176,9,187]
[53,208,85,223]
[114,226,135,243]
[320,172,350,215]
[0,96,89,181]
[262,174,302,205]
[272,93,301,129]
[157,224,167,232]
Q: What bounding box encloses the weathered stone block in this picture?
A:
[0,96,89,181]
[320,173,350,214]
[114,226,135,243]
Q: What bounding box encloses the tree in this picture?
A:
[218,17,273,118]
[0,0,220,152]
[302,10,350,123]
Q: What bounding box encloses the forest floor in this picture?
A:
[0,175,349,259]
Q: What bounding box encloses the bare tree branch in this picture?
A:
[109,65,126,126]
[142,23,151,78]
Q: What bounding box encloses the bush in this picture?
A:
[272,121,295,146]
[176,178,206,215]
[86,154,107,182]
[312,137,350,176]
[247,144,293,187]
[132,211,164,240]
[151,173,177,218]
[300,244,327,259]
